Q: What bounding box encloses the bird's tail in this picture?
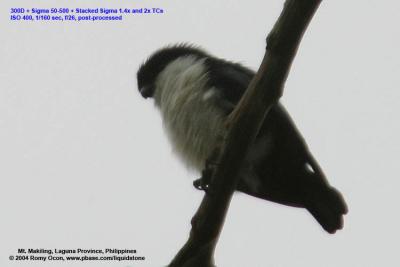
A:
[304,185,348,234]
[301,155,348,234]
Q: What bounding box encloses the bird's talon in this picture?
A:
[193,173,215,194]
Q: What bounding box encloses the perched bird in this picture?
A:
[137,44,347,233]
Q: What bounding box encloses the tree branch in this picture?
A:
[168,1,322,266]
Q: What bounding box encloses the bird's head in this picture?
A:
[136,44,208,99]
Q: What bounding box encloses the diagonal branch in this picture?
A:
[168,1,322,266]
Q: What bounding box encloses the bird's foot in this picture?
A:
[193,160,220,194]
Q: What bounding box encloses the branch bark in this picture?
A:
[168,1,322,266]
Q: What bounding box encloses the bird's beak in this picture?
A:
[139,86,153,99]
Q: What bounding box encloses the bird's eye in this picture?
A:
[305,162,315,174]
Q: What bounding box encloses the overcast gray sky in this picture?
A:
[1,1,400,266]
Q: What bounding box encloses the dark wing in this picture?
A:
[204,57,255,114]
[205,57,348,233]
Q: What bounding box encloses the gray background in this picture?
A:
[1,0,399,266]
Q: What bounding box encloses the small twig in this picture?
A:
[168,1,323,266]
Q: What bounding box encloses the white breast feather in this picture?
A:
[153,56,225,171]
